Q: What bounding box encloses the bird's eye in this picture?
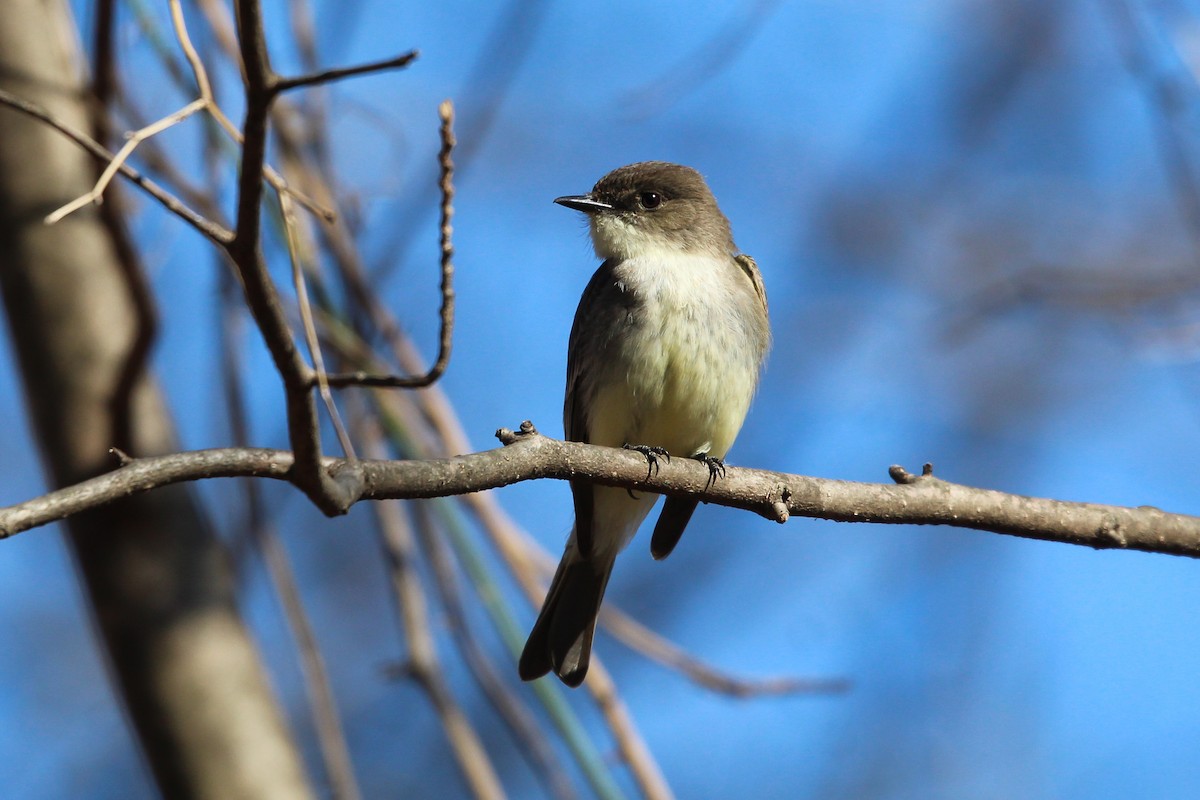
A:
[638,191,662,210]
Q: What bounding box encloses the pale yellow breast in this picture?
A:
[586,250,763,459]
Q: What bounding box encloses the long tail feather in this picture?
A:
[519,548,614,687]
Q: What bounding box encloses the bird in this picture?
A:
[518,161,770,687]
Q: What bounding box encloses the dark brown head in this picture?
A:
[555,161,735,259]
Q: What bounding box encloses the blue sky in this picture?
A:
[4,1,1200,797]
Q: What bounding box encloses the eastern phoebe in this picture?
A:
[518,161,771,687]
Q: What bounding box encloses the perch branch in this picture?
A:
[1,430,1197,561]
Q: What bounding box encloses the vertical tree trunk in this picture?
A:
[0,1,316,798]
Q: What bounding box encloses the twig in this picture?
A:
[322,100,457,389]
[219,278,362,800]
[366,452,504,799]
[225,0,362,515]
[272,51,420,95]
[50,0,329,226]
[0,88,233,244]
[168,0,332,223]
[599,607,849,698]
[413,503,576,800]
[279,191,357,460]
[46,97,207,224]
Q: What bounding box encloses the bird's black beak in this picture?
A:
[554,194,613,213]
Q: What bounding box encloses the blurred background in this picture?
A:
[3,0,1200,797]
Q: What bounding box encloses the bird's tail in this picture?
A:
[518,543,615,687]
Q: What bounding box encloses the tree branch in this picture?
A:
[271,50,420,95]
[321,99,456,389]
[0,88,233,244]
[226,0,364,515]
[1,426,1196,559]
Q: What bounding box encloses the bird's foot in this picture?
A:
[623,443,670,496]
[694,453,726,490]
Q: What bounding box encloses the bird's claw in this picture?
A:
[697,453,726,490]
[623,443,670,489]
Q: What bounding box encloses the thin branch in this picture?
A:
[322,100,457,389]
[255,518,365,800]
[370,486,504,799]
[280,191,356,459]
[2,432,1198,559]
[46,97,207,224]
[0,88,233,244]
[219,279,362,800]
[113,95,230,223]
[1105,0,1200,262]
[353,366,634,798]
[516,521,847,697]
[50,0,328,226]
[413,503,576,800]
[272,50,420,95]
[579,663,674,800]
[599,606,849,698]
[170,0,332,223]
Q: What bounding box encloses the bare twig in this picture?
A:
[168,0,332,223]
[46,97,207,223]
[413,503,576,800]
[322,100,457,389]
[368,470,504,799]
[272,51,420,95]
[280,192,357,459]
[0,88,233,244]
[224,0,362,515]
[51,0,329,226]
[219,279,362,800]
[112,93,229,223]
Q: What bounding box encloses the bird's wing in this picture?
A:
[735,253,768,314]
[564,259,626,557]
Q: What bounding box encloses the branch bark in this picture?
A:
[1,427,1196,559]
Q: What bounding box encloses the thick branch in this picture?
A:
[1,428,1197,559]
[226,0,362,514]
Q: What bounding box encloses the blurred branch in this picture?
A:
[366,437,505,799]
[599,606,849,698]
[0,87,233,243]
[413,503,576,800]
[220,279,362,800]
[1106,0,1200,258]
[578,665,673,800]
[619,0,783,120]
[3,431,1199,559]
[371,0,548,280]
